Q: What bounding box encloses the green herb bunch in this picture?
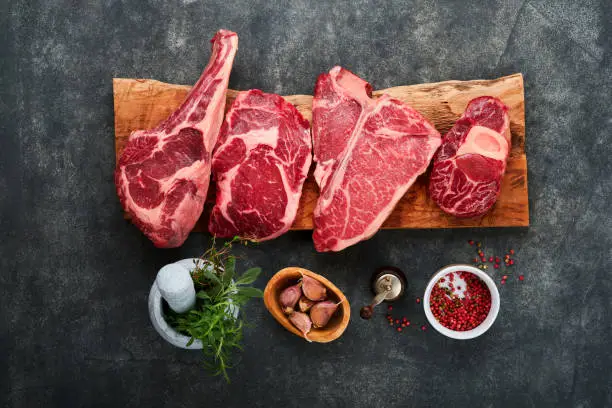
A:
[164,237,263,382]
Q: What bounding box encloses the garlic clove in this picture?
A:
[298,296,315,312]
[288,311,312,342]
[301,274,327,301]
[310,300,340,328]
[279,283,302,314]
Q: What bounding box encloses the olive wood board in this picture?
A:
[113,73,528,230]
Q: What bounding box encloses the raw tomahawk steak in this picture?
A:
[115,30,238,248]
[429,96,510,218]
[209,90,312,241]
[311,66,442,252]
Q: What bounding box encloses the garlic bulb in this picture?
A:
[301,275,327,301]
[279,284,302,314]
[288,311,312,342]
[310,300,340,328]
[298,296,315,312]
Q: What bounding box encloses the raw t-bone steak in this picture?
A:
[311,66,442,252]
[209,90,312,241]
[429,96,510,217]
[115,30,238,247]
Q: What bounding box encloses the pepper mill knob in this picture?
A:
[360,266,407,319]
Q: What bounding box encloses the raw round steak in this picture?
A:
[208,90,312,241]
[311,66,442,252]
[428,96,511,218]
[115,30,238,248]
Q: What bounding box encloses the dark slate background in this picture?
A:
[1,0,611,407]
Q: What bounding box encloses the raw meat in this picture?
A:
[115,29,238,248]
[209,90,312,241]
[428,96,510,218]
[311,66,442,252]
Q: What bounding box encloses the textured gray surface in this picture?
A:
[1,0,611,407]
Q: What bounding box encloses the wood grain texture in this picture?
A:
[113,73,528,230]
[263,267,350,343]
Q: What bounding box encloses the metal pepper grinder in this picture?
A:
[360,266,407,319]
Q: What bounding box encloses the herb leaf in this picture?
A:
[195,262,221,287]
[196,291,211,301]
[223,256,236,287]
[235,286,264,300]
[236,267,262,285]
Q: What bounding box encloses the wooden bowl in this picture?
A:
[264,267,351,343]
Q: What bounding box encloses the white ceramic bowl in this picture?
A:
[423,264,500,340]
[148,258,238,349]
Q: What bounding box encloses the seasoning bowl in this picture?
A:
[263,267,350,343]
[423,264,500,340]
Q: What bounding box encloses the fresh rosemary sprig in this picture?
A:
[164,237,263,382]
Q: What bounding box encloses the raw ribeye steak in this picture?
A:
[209,90,312,241]
[115,29,238,248]
[429,96,510,218]
[311,66,442,252]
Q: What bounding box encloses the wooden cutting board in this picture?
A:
[113,73,528,230]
